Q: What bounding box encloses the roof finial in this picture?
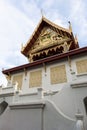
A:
[21,43,23,48]
[21,43,24,51]
[41,9,44,18]
[75,34,78,42]
[68,21,72,32]
[74,34,79,48]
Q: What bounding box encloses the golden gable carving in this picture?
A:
[50,65,67,84]
[21,17,79,62]
[76,59,87,74]
[29,27,68,55]
[29,70,42,88]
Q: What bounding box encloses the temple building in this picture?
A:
[0,17,87,130]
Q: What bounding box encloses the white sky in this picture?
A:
[0,0,87,86]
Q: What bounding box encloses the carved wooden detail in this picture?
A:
[28,27,71,62]
[29,27,69,54]
[50,65,67,84]
[12,74,23,90]
[76,59,87,74]
[29,70,42,88]
[21,17,79,62]
[5,74,11,81]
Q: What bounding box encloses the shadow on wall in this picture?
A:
[0,101,8,115]
[84,97,87,114]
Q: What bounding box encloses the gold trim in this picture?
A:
[29,70,42,88]
[76,59,87,74]
[50,65,67,84]
[21,17,71,54]
[12,74,23,90]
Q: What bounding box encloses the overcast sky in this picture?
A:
[0,0,87,85]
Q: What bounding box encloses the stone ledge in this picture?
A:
[0,92,14,97]
[2,86,13,90]
[44,90,58,96]
[19,92,38,97]
[9,101,45,109]
[71,81,87,88]
[76,72,87,77]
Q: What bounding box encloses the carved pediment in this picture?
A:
[21,17,79,62]
[29,27,69,55]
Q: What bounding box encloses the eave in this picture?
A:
[2,46,87,75]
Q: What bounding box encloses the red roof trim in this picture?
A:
[2,47,87,75]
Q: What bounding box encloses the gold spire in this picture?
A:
[75,34,78,43]
[74,34,79,48]
[21,43,24,52]
[40,9,44,18]
[68,21,72,32]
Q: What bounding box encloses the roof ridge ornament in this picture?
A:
[41,9,44,18]
[75,34,78,42]
[68,21,72,32]
[74,34,79,48]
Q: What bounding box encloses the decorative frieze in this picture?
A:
[50,65,67,84]
[76,59,87,74]
[29,70,42,88]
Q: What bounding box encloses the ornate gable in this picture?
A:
[21,17,79,62]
